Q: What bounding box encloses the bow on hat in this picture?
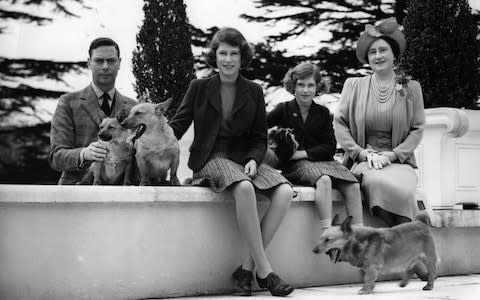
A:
[364,17,400,38]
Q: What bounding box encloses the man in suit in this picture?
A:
[49,37,136,184]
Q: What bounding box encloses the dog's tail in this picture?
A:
[415,211,432,226]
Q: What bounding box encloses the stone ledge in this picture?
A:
[434,209,480,227]
[1,185,477,228]
[1,184,480,299]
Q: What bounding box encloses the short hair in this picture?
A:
[364,36,400,63]
[205,27,254,69]
[283,62,327,95]
[89,37,120,58]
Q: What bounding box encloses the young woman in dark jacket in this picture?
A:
[169,27,294,297]
[268,62,363,230]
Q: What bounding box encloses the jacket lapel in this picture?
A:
[111,91,129,116]
[231,75,252,116]
[206,74,222,113]
[80,85,102,126]
[392,81,409,147]
[355,75,371,148]
[289,100,305,129]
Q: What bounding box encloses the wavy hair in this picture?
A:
[205,27,254,69]
[283,62,327,95]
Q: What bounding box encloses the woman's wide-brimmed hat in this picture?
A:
[355,17,406,64]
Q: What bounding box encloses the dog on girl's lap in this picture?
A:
[121,96,180,186]
[263,126,299,169]
[312,212,438,294]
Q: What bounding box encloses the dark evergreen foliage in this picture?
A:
[132,0,195,118]
[232,0,409,92]
[0,0,89,183]
[401,0,479,108]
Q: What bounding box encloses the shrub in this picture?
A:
[132,0,196,117]
[401,0,479,108]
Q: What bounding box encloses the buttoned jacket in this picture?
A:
[169,74,267,172]
[267,100,336,161]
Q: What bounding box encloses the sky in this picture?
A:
[1,0,479,100]
[0,0,336,99]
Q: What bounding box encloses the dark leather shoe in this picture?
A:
[256,272,294,296]
[232,266,253,296]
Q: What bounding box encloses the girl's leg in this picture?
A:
[242,183,293,276]
[231,180,272,276]
[315,175,333,228]
[336,181,363,225]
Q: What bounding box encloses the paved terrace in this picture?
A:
[179,274,480,300]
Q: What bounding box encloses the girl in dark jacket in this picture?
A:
[268,62,363,229]
[169,27,294,297]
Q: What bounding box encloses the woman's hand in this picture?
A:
[358,147,376,162]
[367,152,391,169]
[244,159,257,178]
[290,150,308,161]
[378,151,397,163]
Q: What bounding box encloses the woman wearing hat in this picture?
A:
[334,17,426,227]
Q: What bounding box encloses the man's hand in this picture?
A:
[244,159,257,178]
[83,141,108,161]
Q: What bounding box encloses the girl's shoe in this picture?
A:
[256,272,294,296]
[232,266,253,296]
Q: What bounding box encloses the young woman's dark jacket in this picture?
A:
[267,100,336,161]
[169,74,267,172]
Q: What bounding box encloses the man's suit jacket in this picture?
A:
[169,74,267,172]
[267,100,336,161]
[49,85,136,184]
[334,75,425,169]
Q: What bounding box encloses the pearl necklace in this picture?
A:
[372,73,395,103]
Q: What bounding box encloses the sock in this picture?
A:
[319,218,332,229]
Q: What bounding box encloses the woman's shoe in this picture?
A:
[232,266,253,296]
[256,272,294,296]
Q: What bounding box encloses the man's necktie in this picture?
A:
[101,93,111,116]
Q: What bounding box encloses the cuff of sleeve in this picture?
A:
[79,148,89,169]
[392,148,405,163]
[352,147,364,162]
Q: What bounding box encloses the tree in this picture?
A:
[132,0,195,118]
[190,0,479,99]
[238,0,409,92]
[0,0,90,183]
[401,0,479,108]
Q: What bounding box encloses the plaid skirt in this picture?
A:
[191,157,290,192]
[282,159,358,186]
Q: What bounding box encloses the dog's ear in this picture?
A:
[138,90,153,104]
[115,106,131,123]
[138,95,148,104]
[340,216,353,234]
[155,97,174,116]
[332,214,340,226]
[268,126,278,139]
